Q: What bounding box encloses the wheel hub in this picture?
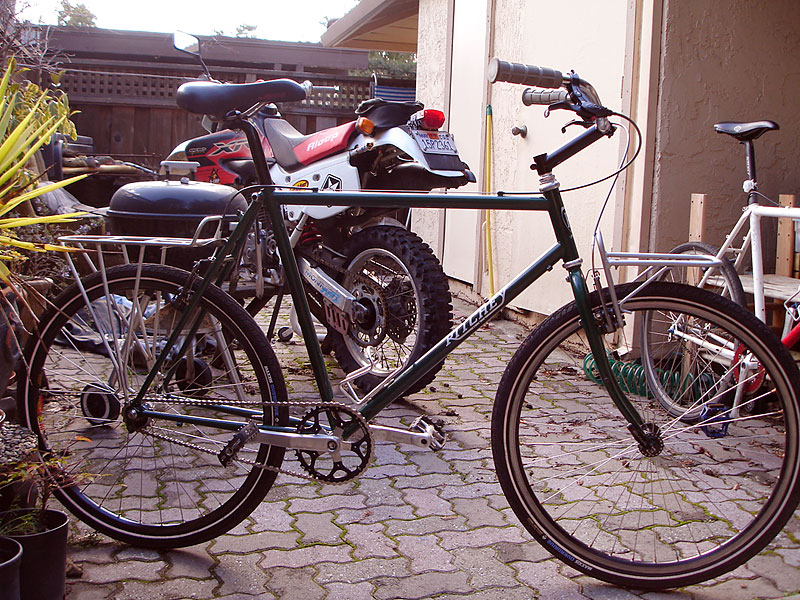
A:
[123,404,150,432]
[349,284,386,347]
[637,422,664,457]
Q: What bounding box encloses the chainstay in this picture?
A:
[142,400,371,485]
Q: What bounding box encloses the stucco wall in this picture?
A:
[652,0,800,260]
[411,0,452,256]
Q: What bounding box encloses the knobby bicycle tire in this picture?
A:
[492,281,800,588]
[20,264,288,548]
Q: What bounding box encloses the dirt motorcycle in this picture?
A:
[105,32,474,393]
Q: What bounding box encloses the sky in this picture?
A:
[19,0,360,43]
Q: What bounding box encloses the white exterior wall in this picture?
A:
[488,0,629,312]
[412,0,452,259]
[416,0,630,313]
[415,0,800,316]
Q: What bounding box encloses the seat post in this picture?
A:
[743,139,759,204]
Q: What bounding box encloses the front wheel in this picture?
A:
[330,226,453,394]
[492,282,800,589]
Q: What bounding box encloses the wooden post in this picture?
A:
[688,194,708,243]
[776,194,799,277]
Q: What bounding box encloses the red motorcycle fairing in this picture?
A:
[183,129,267,185]
[181,121,357,185]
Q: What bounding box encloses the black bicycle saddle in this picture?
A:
[714,120,779,142]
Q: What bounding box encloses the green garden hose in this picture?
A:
[583,352,716,399]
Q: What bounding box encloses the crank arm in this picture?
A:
[369,418,446,450]
[253,428,347,453]
[219,420,347,467]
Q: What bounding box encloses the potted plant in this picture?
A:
[0,443,70,600]
[0,57,90,600]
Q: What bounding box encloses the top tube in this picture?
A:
[265,189,551,211]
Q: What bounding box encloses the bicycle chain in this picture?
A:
[138,245,382,483]
[141,398,372,485]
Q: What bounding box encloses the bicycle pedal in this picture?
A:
[410,415,446,450]
[218,420,259,466]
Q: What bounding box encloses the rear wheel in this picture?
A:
[330,226,452,394]
[492,282,800,588]
[661,241,745,305]
[648,243,745,419]
[21,264,288,548]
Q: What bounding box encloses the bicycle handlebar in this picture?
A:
[487,58,564,88]
[522,89,570,106]
[489,57,613,134]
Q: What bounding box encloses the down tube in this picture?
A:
[356,241,565,423]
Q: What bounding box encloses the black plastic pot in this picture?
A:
[2,509,68,600]
[0,535,22,600]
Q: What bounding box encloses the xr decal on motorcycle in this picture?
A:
[322,175,343,191]
[209,138,248,156]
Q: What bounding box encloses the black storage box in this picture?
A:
[106,180,247,270]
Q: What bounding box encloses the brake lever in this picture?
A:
[561,119,594,133]
[544,101,573,118]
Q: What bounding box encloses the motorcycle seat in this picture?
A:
[263,119,357,172]
[177,80,307,117]
[355,99,423,128]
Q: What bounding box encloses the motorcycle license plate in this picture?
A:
[411,130,459,155]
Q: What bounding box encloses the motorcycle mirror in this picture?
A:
[174,31,213,81]
[174,31,200,55]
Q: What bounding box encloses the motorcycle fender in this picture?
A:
[272,154,360,220]
[166,140,189,161]
[354,129,467,178]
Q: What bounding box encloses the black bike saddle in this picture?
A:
[177,80,307,118]
[714,120,779,142]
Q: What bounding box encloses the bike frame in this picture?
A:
[76,120,652,451]
[716,203,800,324]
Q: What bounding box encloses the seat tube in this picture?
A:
[240,117,335,403]
[749,209,766,322]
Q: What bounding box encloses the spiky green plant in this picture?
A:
[0,57,87,283]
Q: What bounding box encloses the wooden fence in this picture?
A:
[61,68,377,169]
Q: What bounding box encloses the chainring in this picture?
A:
[295,404,372,483]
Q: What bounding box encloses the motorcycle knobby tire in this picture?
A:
[330,226,453,396]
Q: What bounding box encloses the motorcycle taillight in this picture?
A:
[410,109,446,130]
